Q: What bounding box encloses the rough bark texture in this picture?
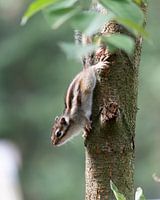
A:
[84,8,145,200]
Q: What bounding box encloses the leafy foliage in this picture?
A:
[43,0,80,29]
[135,188,146,200]
[100,0,144,25]
[71,11,114,36]
[110,180,126,200]
[44,7,80,29]
[103,34,135,54]
[59,43,98,60]
[22,0,146,56]
[110,180,146,200]
[134,0,148,5]
[21,0,59,25]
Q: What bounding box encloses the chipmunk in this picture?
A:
[51,1,108,146]
[51,59,108,146]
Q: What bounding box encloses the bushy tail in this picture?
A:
[74,30,94,68]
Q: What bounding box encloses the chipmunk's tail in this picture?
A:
[74,2,107,69]
[74,30,95,69]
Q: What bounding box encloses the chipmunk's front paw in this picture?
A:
[98,60,109,68]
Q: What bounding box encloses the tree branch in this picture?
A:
[84,3,146,199]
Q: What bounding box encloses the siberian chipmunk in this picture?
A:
[51,57,108,146]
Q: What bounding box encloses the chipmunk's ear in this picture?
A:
[55,116,59,122]
[60,117,67,125]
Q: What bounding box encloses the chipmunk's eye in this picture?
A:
[55,130,63,138]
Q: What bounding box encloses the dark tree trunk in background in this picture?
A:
[85,4,146,200]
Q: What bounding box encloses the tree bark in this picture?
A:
[85,5,146,200]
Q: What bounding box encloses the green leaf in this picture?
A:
[103,34,135,54]
[134,0,148,5]
[134,0,142,5]
[79,0,91,9]
[44,7,80,29]
[143,0,148,4]
[135,188,146,200]
[117,18,148,38]
[110,180,126,200]
[100,0,144,25]
[21,0,59,25]
[44,0,78,12]
[59,42,98,60]
[72,11,114,36]
[42,0,80,29]
[85,12,114,36]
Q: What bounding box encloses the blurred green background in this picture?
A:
[0,0,160,199]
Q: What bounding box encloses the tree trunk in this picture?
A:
[84,6,146,200]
